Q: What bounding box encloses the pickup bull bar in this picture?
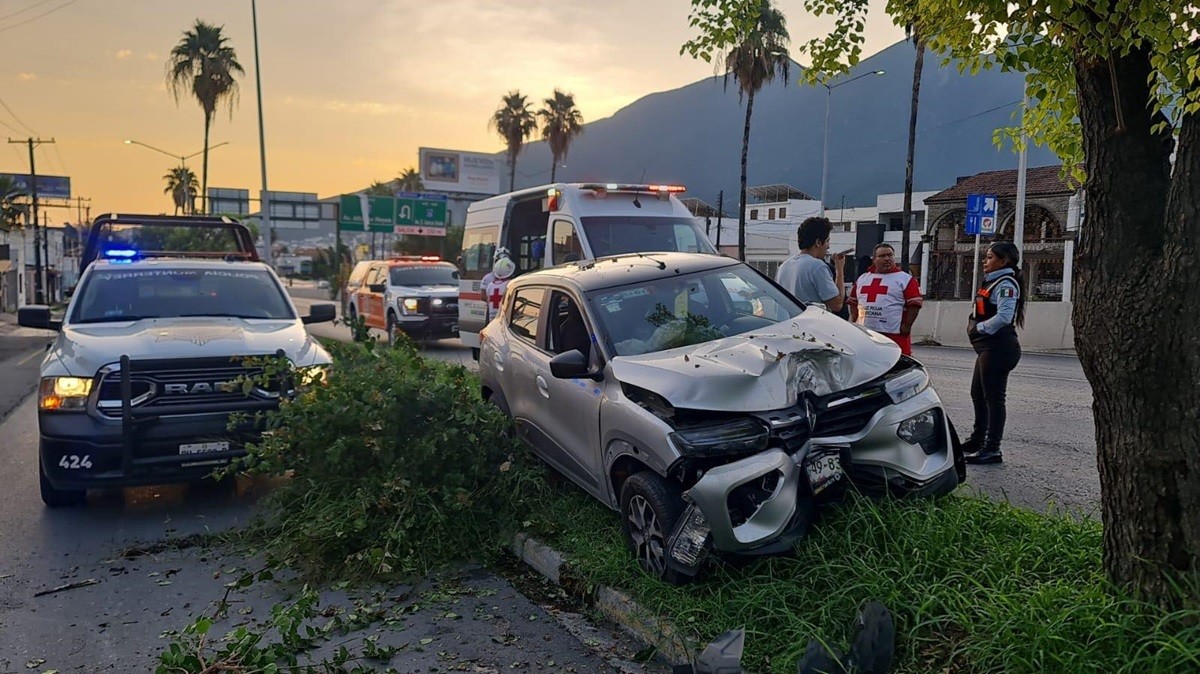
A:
[112,349,291,475]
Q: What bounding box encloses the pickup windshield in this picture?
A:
[70,267,295,323]
[389,265,458,286]
[580,216,715,257]
[590,264,803,356]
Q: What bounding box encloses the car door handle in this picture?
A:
[535,375,550,398]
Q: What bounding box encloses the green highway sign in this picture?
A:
[339,192,448,234]
[338,194,396,232]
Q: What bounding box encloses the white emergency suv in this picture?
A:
[457,183,715,355]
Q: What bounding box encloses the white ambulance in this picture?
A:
[458,183,716,356]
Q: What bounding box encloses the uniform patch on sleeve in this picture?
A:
[996,284,1018,299]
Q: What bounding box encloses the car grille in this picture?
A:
[94,356,282,417]
[418,297,458,316]
[753,407,811,452]
[812,387,893,437]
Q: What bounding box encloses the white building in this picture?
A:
[713,184,942,280]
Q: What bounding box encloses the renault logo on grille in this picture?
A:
[163,381,239,395]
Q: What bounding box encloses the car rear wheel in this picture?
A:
[39,454,85,508]
[620,471,689,585]
[347,306,360,339]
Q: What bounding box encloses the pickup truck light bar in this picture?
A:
[80,213,260,272]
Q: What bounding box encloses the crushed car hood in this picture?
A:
[47,317,329,378]
[610,309,900,412]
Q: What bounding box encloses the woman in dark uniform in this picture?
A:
[962,241,1025,464]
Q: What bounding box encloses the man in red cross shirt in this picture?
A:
[847,243,923,355]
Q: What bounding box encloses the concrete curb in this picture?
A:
[511,532,698,667]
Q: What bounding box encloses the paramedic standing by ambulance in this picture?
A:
[962,241,1025,465]
[847,243,922,355]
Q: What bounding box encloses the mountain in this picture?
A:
[502,39,1058,209]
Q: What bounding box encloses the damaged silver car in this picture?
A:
[479,252,964,583]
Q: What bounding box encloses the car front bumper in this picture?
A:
[395,314,458,339]
[670,389,958,561]
[38,408,269,491]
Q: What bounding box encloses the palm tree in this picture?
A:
[489,91,538,191]
[723,0,790,261]
[0,175,25,232]
[166,20,244,214]
[163,166,200,215]
[367,180,394,196]
[899,24,925,271]
[397,167,423,193]
[538,89,584,183]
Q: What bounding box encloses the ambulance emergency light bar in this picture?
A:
[547,183,687,210]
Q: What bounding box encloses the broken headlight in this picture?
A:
[897,409,937,444]
[666,502,711,573]
[669,418,770,457]
[884,367,929,405]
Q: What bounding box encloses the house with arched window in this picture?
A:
[922,164,1082,302]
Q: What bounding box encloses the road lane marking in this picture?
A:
[16,349,42,367]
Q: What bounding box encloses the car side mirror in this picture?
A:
[18,305,61,332]
[368,283,386,293]
[302,303,337,325]
[550,349,600,380]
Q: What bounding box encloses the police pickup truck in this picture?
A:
[18,214,335,507]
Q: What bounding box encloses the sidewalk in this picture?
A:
[0,310,56,338]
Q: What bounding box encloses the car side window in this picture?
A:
[508,287,545,344]
[547,291,591,361]
[363,266,383,290]
[551,220,584,265]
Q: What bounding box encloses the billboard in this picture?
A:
[419,147,500,195]
[208,187,250,215]
[0,173,70,199]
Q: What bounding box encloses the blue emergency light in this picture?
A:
[103,248,139,258]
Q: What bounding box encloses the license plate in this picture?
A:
[805,451,845,495]
[179,441,230,456]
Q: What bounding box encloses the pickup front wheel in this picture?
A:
[39,448,86,508]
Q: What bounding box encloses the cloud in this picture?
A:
[17,72,36,82]
[144,52,158,61]
[115,49,132,59]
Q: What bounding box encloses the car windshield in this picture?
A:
[389,265,457,286]
[589,264,804,356]
[70,267,295,323]
[580,216,715,257]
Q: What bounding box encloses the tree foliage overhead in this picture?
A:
[0,175,26,232]
[489,90,538,190]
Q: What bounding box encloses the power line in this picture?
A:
[0,0,57,23]
[0,0,79,34]
[0,94,37,135]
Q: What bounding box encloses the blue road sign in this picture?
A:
[965,193,998,236]
[0,173,71,199]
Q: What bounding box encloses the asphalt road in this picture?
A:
[292,294,1101,517]
[0,311,661,673]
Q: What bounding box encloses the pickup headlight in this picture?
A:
[884,368,930,405]
[669,418,770,457]
[400,297,420,315]
[39,376,93,411]
[298,365,330,387]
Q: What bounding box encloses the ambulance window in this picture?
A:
[551,220,583,265]
[509,287,545,344]
[461,226,498,281]
[347,263,371,289]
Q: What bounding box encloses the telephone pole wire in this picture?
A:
[8,136,55,304]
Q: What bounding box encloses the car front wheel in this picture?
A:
[620,471,689,585]
[386,311,398,345]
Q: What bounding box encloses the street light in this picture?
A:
[818,70,885,216]
[123,139,231,213]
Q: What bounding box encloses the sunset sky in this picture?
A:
[0,0,905,220]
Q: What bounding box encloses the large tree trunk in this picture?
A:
[738,89,754,261]
[201,113,211,215]
[509,148,517,192]
[550,154,558,184]
[901,36,924,271]
[1072,46,1200,608]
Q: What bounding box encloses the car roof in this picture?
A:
[513,252,741,292]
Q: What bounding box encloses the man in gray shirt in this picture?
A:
[775,216,846,312]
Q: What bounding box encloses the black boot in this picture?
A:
[960,431,985,454]
[964,433,1002,464]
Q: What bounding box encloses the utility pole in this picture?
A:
[715,191,724,250]
[42,211,51,302]
[9,137,55,303]
[252,0,274,269]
